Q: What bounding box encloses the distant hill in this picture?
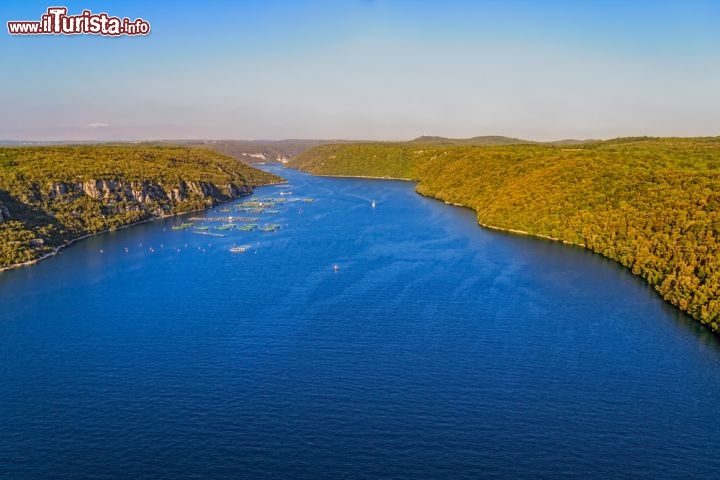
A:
[1,136,597,159]
[197,140,323,163]
[409,135,536,145]
[0,139,349,164]
[196,139,366,164]
[409,135,596,146]
[545,138,597,146]
[289,136,720,334]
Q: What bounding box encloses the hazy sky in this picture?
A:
[1,0,719,141]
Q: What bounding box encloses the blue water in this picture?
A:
[1,165,719,479]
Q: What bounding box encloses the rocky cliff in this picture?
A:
[0,144,284,269]
[0,177,266,270]
[44,179,252,215]
[55,179,250,203]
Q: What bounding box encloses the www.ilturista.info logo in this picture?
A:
[7,7,150,36]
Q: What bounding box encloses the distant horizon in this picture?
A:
[2,132,720,146]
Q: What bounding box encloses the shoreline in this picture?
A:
[475,221,586,247]
[289,168,589,250]
[0,212,178,274]
[0,183,280,274]
[302,172,415,182]
[305,170,586,247]
[299,169,703,332]
[413,188,709,334]
[424,193,589,247]
[304,169,585,246]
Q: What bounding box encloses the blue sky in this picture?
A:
[1,0,719,140]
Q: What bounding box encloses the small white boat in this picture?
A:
[371,200,376,208]
[332,264,340,271]
[280,191,293,196]
[230,245,252,253]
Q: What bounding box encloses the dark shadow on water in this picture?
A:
[422,191,720,350]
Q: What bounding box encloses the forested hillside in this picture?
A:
[291,137,720,333]
[0,145,282,269]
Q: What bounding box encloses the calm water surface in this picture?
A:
[1,165,719,479]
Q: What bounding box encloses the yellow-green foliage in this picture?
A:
[0,144,279,185]
[0,145,282,268]
[290,143,419,179]
[291,137,720,333]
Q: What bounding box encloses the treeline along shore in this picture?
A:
[289,137,720,334]
[0,145,283,270]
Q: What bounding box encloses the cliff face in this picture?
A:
[0,144,284,270]
[46,177,256,225]
[44,179,252,215]
[0,177,260,270]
